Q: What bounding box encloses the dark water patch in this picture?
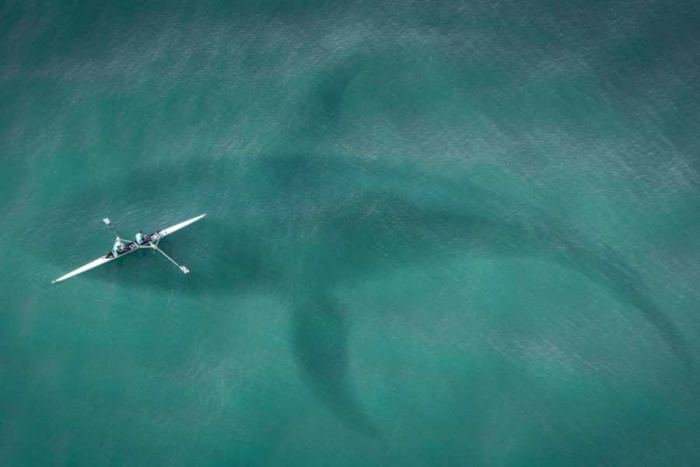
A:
[291,291,380,436]
[35,146,699,430]
[31,50,699,440]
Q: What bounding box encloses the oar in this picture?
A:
[102,218,134,243]
[149,242,190,274]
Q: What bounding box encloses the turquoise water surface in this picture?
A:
[2,1,700,465]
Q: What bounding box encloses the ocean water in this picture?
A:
[2,1,700,465]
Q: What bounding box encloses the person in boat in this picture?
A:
[135,230,145,245]
[112,238,125,256]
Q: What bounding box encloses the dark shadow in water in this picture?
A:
[33,57,698,435]
[291,291,381,436]
[306,187,698,380]
[35,156,698,430]
[559,234,696,375]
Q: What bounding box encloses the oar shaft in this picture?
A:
[149,243,189,274]
[103,218,124,239]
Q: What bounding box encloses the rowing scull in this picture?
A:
[51,214,206,283]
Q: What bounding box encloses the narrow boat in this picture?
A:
[51,214,206,283]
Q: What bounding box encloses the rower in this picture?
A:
[112,238,125,256]
[135,230,145,245]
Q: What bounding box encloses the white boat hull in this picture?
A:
[52,214,206,283]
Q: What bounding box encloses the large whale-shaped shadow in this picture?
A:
[35,57,696,434]
[34,152,695,434]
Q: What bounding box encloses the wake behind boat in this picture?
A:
[52,214,206,283]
